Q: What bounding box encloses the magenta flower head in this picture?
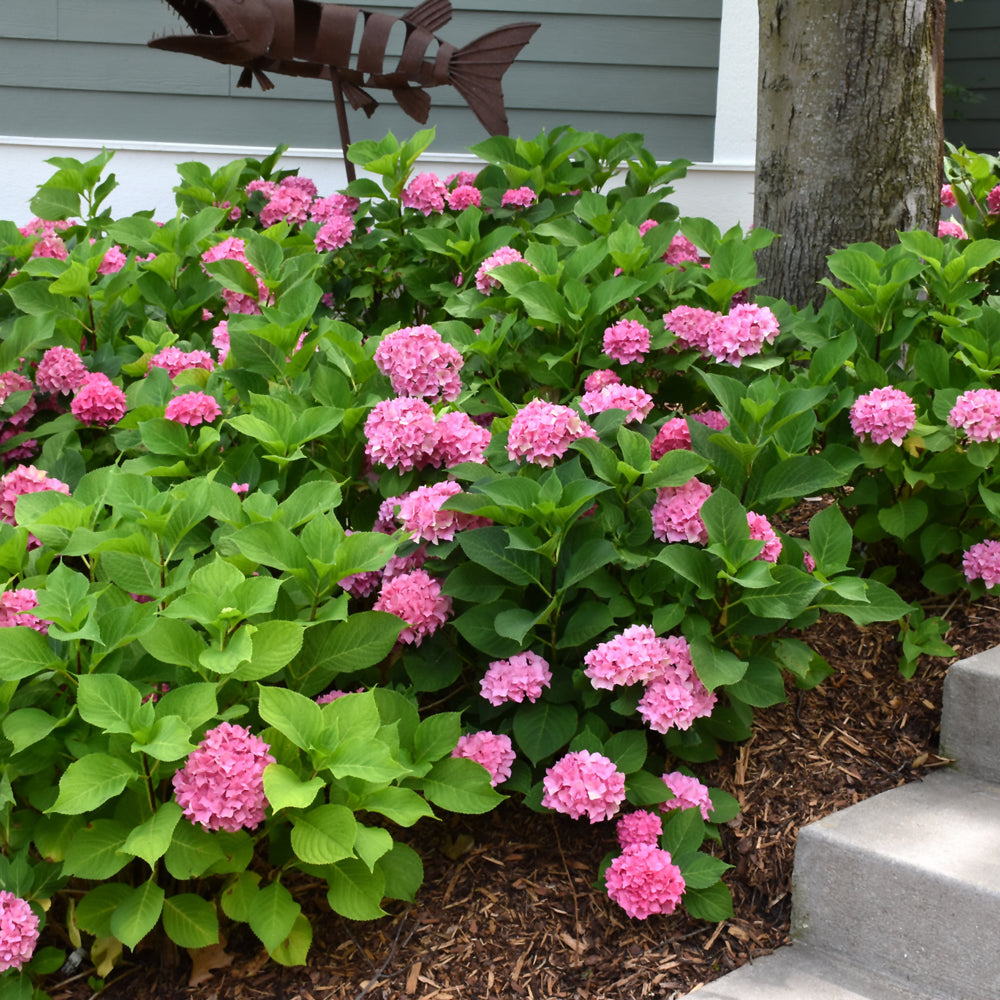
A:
[664,233,701,267]
[988,185,1000,216]
[500,186,537,209]
[149,346,215,379]
[706,303,780,366]
[0,464,70,526]
[0,891,40,972]
[172,722,274,833]
[541,749,627,823]
[452,731,516,787]
[747,511,782,563]
[963,540,1000,589]
[584,624,668,690]
[373,568,451,646]
[941,184,957,208]
[35,346,89,395]
[948,388,1000,443]
[314,214,355,251]
[429,410,492,467]
[939,219,968,239]
[616,809,663,851]
[506,398,598,467]
[579,383,654,424]
[394,480,489,543]
[373,324,464,402]
[584,369,622,393]
[364,396,438,472]
[605,844,686,919]
[447,185,482,211]
[602,319,651,365]
[480,651,552,706]
[0,589,50,634]
[660,771,712,821]
[474,246,528,293]
[71,372,127,427]
[651,477,712,544]
[849,387,917,446]
[165,391,222,427]
[663,305,720,353]
[401,172,447,215]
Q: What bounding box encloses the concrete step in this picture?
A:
[940,646,1000,784]
[686,945,946,999]
[790,769,1000,1000]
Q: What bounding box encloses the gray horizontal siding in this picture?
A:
[0,0,721,161]
[944,0,1000,153]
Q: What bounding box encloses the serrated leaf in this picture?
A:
[50,754,136,815]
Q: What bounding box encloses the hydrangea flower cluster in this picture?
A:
[480,651,552,706]
[584,625,671,690]
[315,214,356,252]
[506,398,597,466]
[165,391,222,426]
[452,731,516,786]
[662,305,719,353]
[98,244,128,275]
[664,233,701,266]
[30,234,68,260]
[962,540,1000,588]
[651,477,712,544]
[616,809,663,850]
[941,184,957,208]
[447,185,482,210]
[0,464,70,525]
[172,722,274,833]
[257,175,317,227]
[373,325,464,401]
[939,219,968,239]
[35,346,89,395]
[0,372,39,462]
[747,511,782,562]
[602,319,651,364]
[706,303,780,365]
[0,589,50,633]
[373,568,451,645]
[988,185,1000,215]
[948,388,1000,442]
[0,891,40,972]
[849,387,917,446]
[149,346,215,378]
[604,843,686,919]
[541,749,627,823]
[394,480,489,543]
[201,237,270,314]
[212,320,231,363]
[310,192,360,223]
[402,172,448,215]
[501,186,537,209]
[584,369,622,393]
[475,246,527,293]
[579,383,654,423]
[660,771,712,821]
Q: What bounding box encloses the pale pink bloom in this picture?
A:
[584,625,670,690]
[71,373,127,426]
[259,178,313,227]
[245,179,278,200]
[0,589,50,634]
[707,303,780,366]
[651,417,691,458]
[373,568,451,645]
[507,399,598,466]
[18,217,73,238]
[941,184,957,208]
[480,651,552,706]
[0,372,37,427]
[337,529,383,597]
[850,387,917,446]
[664,233,701,266]
[172,723,274,833]
[948,388,1000,442]
[603,319,651,364]
[447,185,482,210]
[35,346,89,395]
[97,244,128,274]
[963,540,1000,588]
[0,427,38,465]
[315,214,355,251]
[429,410,491,467]
[542,750,627,823]
[501,186,536,209]
[638,219,659,237]
[212,320,231,364]
[395,481,488,543]
[660,771,712,821]
[231,482,249,494]
[651,478,712,544]
[149,346,215,378]
[939,219,968,239]
[30,234,68,260]
[364,397,438,471]
[373,325,464,402]
[475,246,527,293]
[663,305,720,353]
[310,193,360,223]
[616,810,663,850]
[446,171,478,188]
[803,551,817,573]
[579,383,654,423]
[402,173,447,215]
[747,511,782,562]
[201,237,270,314]
[0,464,70,525]
[316,689,361,704]
[214,199,242,222]
[584,369,622,393]
[694,410,729,432]
[165,391,222,426]
[0,891,40,972]
[988,185,1000,215]
[452,731,516,786]
[605,844,685,919]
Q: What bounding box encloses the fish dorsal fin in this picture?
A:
[402,0,452,32]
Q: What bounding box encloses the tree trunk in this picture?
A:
[754,0,946,308]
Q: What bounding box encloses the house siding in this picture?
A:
[944,0,1000,153]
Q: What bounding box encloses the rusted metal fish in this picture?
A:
[149,0,539,138]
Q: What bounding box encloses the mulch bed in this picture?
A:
[46,591,999,1000]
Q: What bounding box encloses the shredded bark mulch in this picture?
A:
[46,592,1000,1000]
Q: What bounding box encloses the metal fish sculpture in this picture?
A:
[149,0,540,142]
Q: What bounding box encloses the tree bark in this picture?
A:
[754,0,946,308]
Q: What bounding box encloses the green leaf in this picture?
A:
[728,656,787,707]
[603,731,648,774]
[258,684,323,749]
[688,637,748,691]
[121,802,183,868]
[0,626,61,681]
[751,456,849,506]
[877,497,929,540]
[263,765,324,812]
[742,566,823,619]
[162,894,220,949]
[249,882,301,954]
[807,504,853,572]
[324,736,411,784]
[164,820,226,879]
[50,754,136,815]
[63,819,131,879]
[415,757,505,814]
[270,913,313,967]
[559,538,617,590]
[682,880,734,922]
[75,884,132,938]
[819,579,913,625]
[360,787,435,827]
[378,842,424,903]
[220,872,261,922]
[110,878,165,950]
[413,713,462,764]
[2,708,60,755]
[354,823,393,871]
[133,715,196,762]
[459,526,541,586]
[326,859,387,920]
[139,617,206,669]
[77,674,142,734]
[674,851,732,890]
[290,805,357,865]
[512,702,578,765]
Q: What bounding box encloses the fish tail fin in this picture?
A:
[448,23,539,136]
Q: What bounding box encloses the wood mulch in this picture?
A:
[46,591,1000,1000]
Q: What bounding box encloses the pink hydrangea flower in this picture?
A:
[660,771,713,821]
[316,688,362,704]
[541,750,627,823]
[638,665,717,734]
[0,372,37,429]
[231,482,249,494]
[259,177,314,227]
[651,478,712,544]
[963,540,1000,588]
[364,397,438,471]
[939,219,968,239]
[149,346,215,378]
[71,373,128,426]
[584,625,671,690]
[201,237,270,314]
[373,325,464,402]
[245,179,278,200]
[212,320,231,364]
[30,234,68,260]
[373,568,451,645]
[97,244,128,275]
[605,844,685,919]
[0,589,50,634]
[480,651,552,706]
[747,511,782,562]
[584,369,622,393]
[803,551,817,573]
[507,399,598,466]
[429,410,492,467]
[475,246,527,293]
[988,185,1000,215]
[941,184,957,208]
[394,481,488,543]
[616,810,663,850]
[948,388,1000,443]
[651,417,691,458]
[501,186,537,209]
[18,217,73,238]
[0,891,40,972]
[402,173,447,215]
[35,346,89,395]
[695,410,729,432]
[447,185,482,210]
[664,233,701,266]
[446,171,478,188]
[315,214,355,251]
[849,387,917,446]
[603,319,651,364]
[579,383,654,423]
[165,392,222,426]
[638,219,659,238]
[172,722,274,833]
[0,464,70,525]
[452,731,516,786]
[310,193,360,223]
[707,303,780,366]
[663,306,720,353]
